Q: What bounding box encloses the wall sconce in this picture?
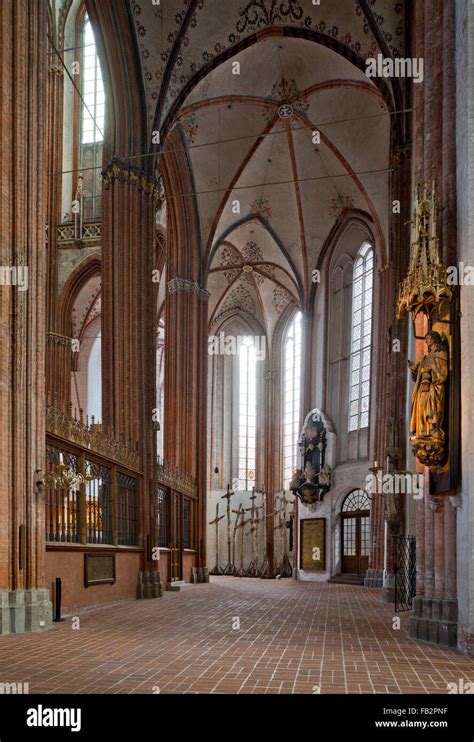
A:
[42,453,96,490]
[34,469,45,495]
[367,460,384,497]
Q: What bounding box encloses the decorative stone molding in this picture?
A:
[428,496,442,512]
[167,277,210,303]
[156,456,196,497]
[102,157,164,200]
[46,397,140,472]
[46,332,72,348]
[57,220,101,245]
[449,494,462,509]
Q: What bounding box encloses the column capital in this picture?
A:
[167,277,210,303]
[102,157,164,200]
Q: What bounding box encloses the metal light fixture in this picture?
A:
[43,453,96,490]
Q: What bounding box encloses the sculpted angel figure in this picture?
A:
[408,331,448,442]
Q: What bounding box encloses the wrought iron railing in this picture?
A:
[117,472,138,546]
[45,402,198,552]
[155,488,170,549]
[85,460,113,545]
[45,446,81,543]
[394,535,417,612]
[45,441,139,548]
[183,497,191,549]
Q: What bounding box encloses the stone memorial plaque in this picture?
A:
[84,553,116,586]
[300,518,325,571]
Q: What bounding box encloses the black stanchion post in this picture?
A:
[53,577,62,622]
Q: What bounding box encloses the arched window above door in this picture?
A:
[342,489,371,513]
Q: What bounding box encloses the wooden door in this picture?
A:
[341,512,370,574]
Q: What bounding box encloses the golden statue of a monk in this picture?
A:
[408,332,448,463]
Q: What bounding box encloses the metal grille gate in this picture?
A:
[394,535,416,612]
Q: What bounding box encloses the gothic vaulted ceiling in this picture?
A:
[128,0,406,339]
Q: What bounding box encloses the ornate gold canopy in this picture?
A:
[397,177,452,320]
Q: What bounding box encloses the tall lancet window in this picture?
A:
[80,14,105,219]
[349,243,374,432]
[156,316,165,459]
[283,311,302,489]
[81,15,104,144]
[238,337,257,490]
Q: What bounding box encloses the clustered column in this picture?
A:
[0,0,53,633]
[408,0,458,647]
[101,159,158,571]
[164,279,209,566]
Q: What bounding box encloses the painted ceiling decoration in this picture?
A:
[219,240,276,288]
[126,0,404,337]
[272,285,294,315]
[71,276,101,342]
[220,284,256,318]
[129,0,404,132]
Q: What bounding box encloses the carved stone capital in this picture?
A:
[449,494,462,509]
[102,157,164,200]
[46,332,72,348]
[167,277,210,303]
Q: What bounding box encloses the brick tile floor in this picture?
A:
[0,577,473,694]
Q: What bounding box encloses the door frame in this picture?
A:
[340,508,370,574]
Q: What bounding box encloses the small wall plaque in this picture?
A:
[84,553,116,587]
[300,518,326,571]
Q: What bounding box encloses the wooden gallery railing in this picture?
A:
[45,401,141,548]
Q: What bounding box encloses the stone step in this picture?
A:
[166,581,193,592]
[328,574,365,586]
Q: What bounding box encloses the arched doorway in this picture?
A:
[341,490,370,575]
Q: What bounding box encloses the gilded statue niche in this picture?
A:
[408,331,449,467]
[398,177,453,470]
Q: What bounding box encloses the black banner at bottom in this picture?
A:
[0,693,473,737]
